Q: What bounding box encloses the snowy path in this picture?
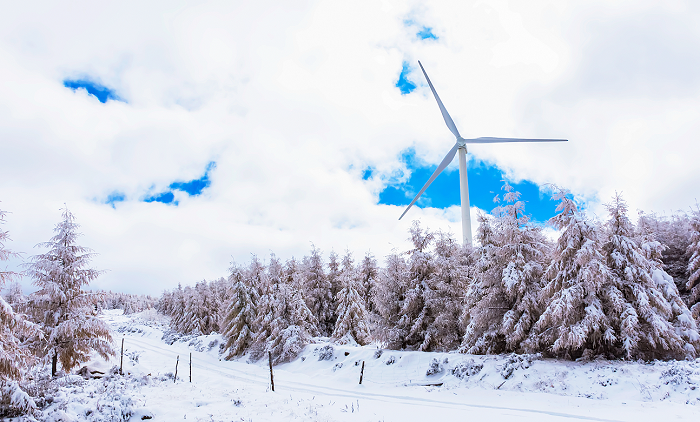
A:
[127,336,620,421]
[103,313,699,421]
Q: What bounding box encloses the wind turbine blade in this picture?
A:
[418,61,461,139]
[464,137,568,144]
[399,143,459,220]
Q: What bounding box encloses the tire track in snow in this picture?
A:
[122,335,622,422]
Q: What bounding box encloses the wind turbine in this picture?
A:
[399,61,567,246]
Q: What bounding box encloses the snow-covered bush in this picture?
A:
[500,353,539,379]
[451,360,483,379]
[426,358,444,376]
[0,381,36,418]
[316,345,334,361]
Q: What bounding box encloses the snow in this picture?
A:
[14,309,700,421]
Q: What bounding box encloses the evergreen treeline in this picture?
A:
[2,188,699,415]
[98,291,158,315]
[158,186,700,363]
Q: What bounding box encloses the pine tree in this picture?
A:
[266,258,319,364]
[25,207,113,376]
[393,222,434,350]
[601,194,695,359]
[357,252,378,313]
[524,188,616,358]
[687,207,700,318]
[172,285,194,333]
[373,250,409,349]
[461,183,549,354]
[635,212,700,353]
[421,230,470,351]
[1,206,37,396]
[192,281,216,334]
[637,211,692,292]
[2,281,25,306]
[331,251,370,345]
[168,284,188,332]
[301,246,333,336]
[327,250,342,306]
[459,212,499,351]
[221,263,257,359]
[249,255,280,361]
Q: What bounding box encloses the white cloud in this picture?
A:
[1,0,699,295]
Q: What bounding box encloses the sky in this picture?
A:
[2,0,700,296]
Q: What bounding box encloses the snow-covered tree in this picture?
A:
[461,182,549,354]
[377,221,434,349]
[248,255,319,364]
[248,255,280,361]
[172,279,222,335]
[421,230,470,351]
[391,222,435,350]
[300,246,333,335]
[171,285,195,333]
[221,263,258,359]
[651,268,700,356]
[357,252,378,312]
[686,207,700,318]
[266,258,319,364]
[637,211,692,292]
[524,188,616,358]
[25,208,113,377]
[601,194,696,359]
[166,283,187,330]
[2,281,25,307]
[0,207,37,389]
[331,251,370,345]
[372,250,409,349]
[327,250,342,305]
[100,291,157,314]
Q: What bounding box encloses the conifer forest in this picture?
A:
[3,184,700,418]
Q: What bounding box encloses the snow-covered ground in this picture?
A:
[31,309,700,421]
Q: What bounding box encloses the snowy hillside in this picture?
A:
[23,309,700,421]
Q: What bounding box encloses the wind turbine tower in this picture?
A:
[399,61,568,246]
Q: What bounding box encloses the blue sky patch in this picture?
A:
[362,167,374,180]
[378,149,562,222]
[105,191,126,208]
[417,26,438,40]
[169,161,216,196]
[144,191,177,205]
[143,161,216,206]
[63,79,121,103]
[396,62,417,95]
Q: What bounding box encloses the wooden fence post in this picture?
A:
[359,361,365,385]
[119,338,124,376]
[268,351,275,392]
[189,352,192,383]
[174,355,179,383]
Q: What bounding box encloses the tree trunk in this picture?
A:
[51,352,58,377]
